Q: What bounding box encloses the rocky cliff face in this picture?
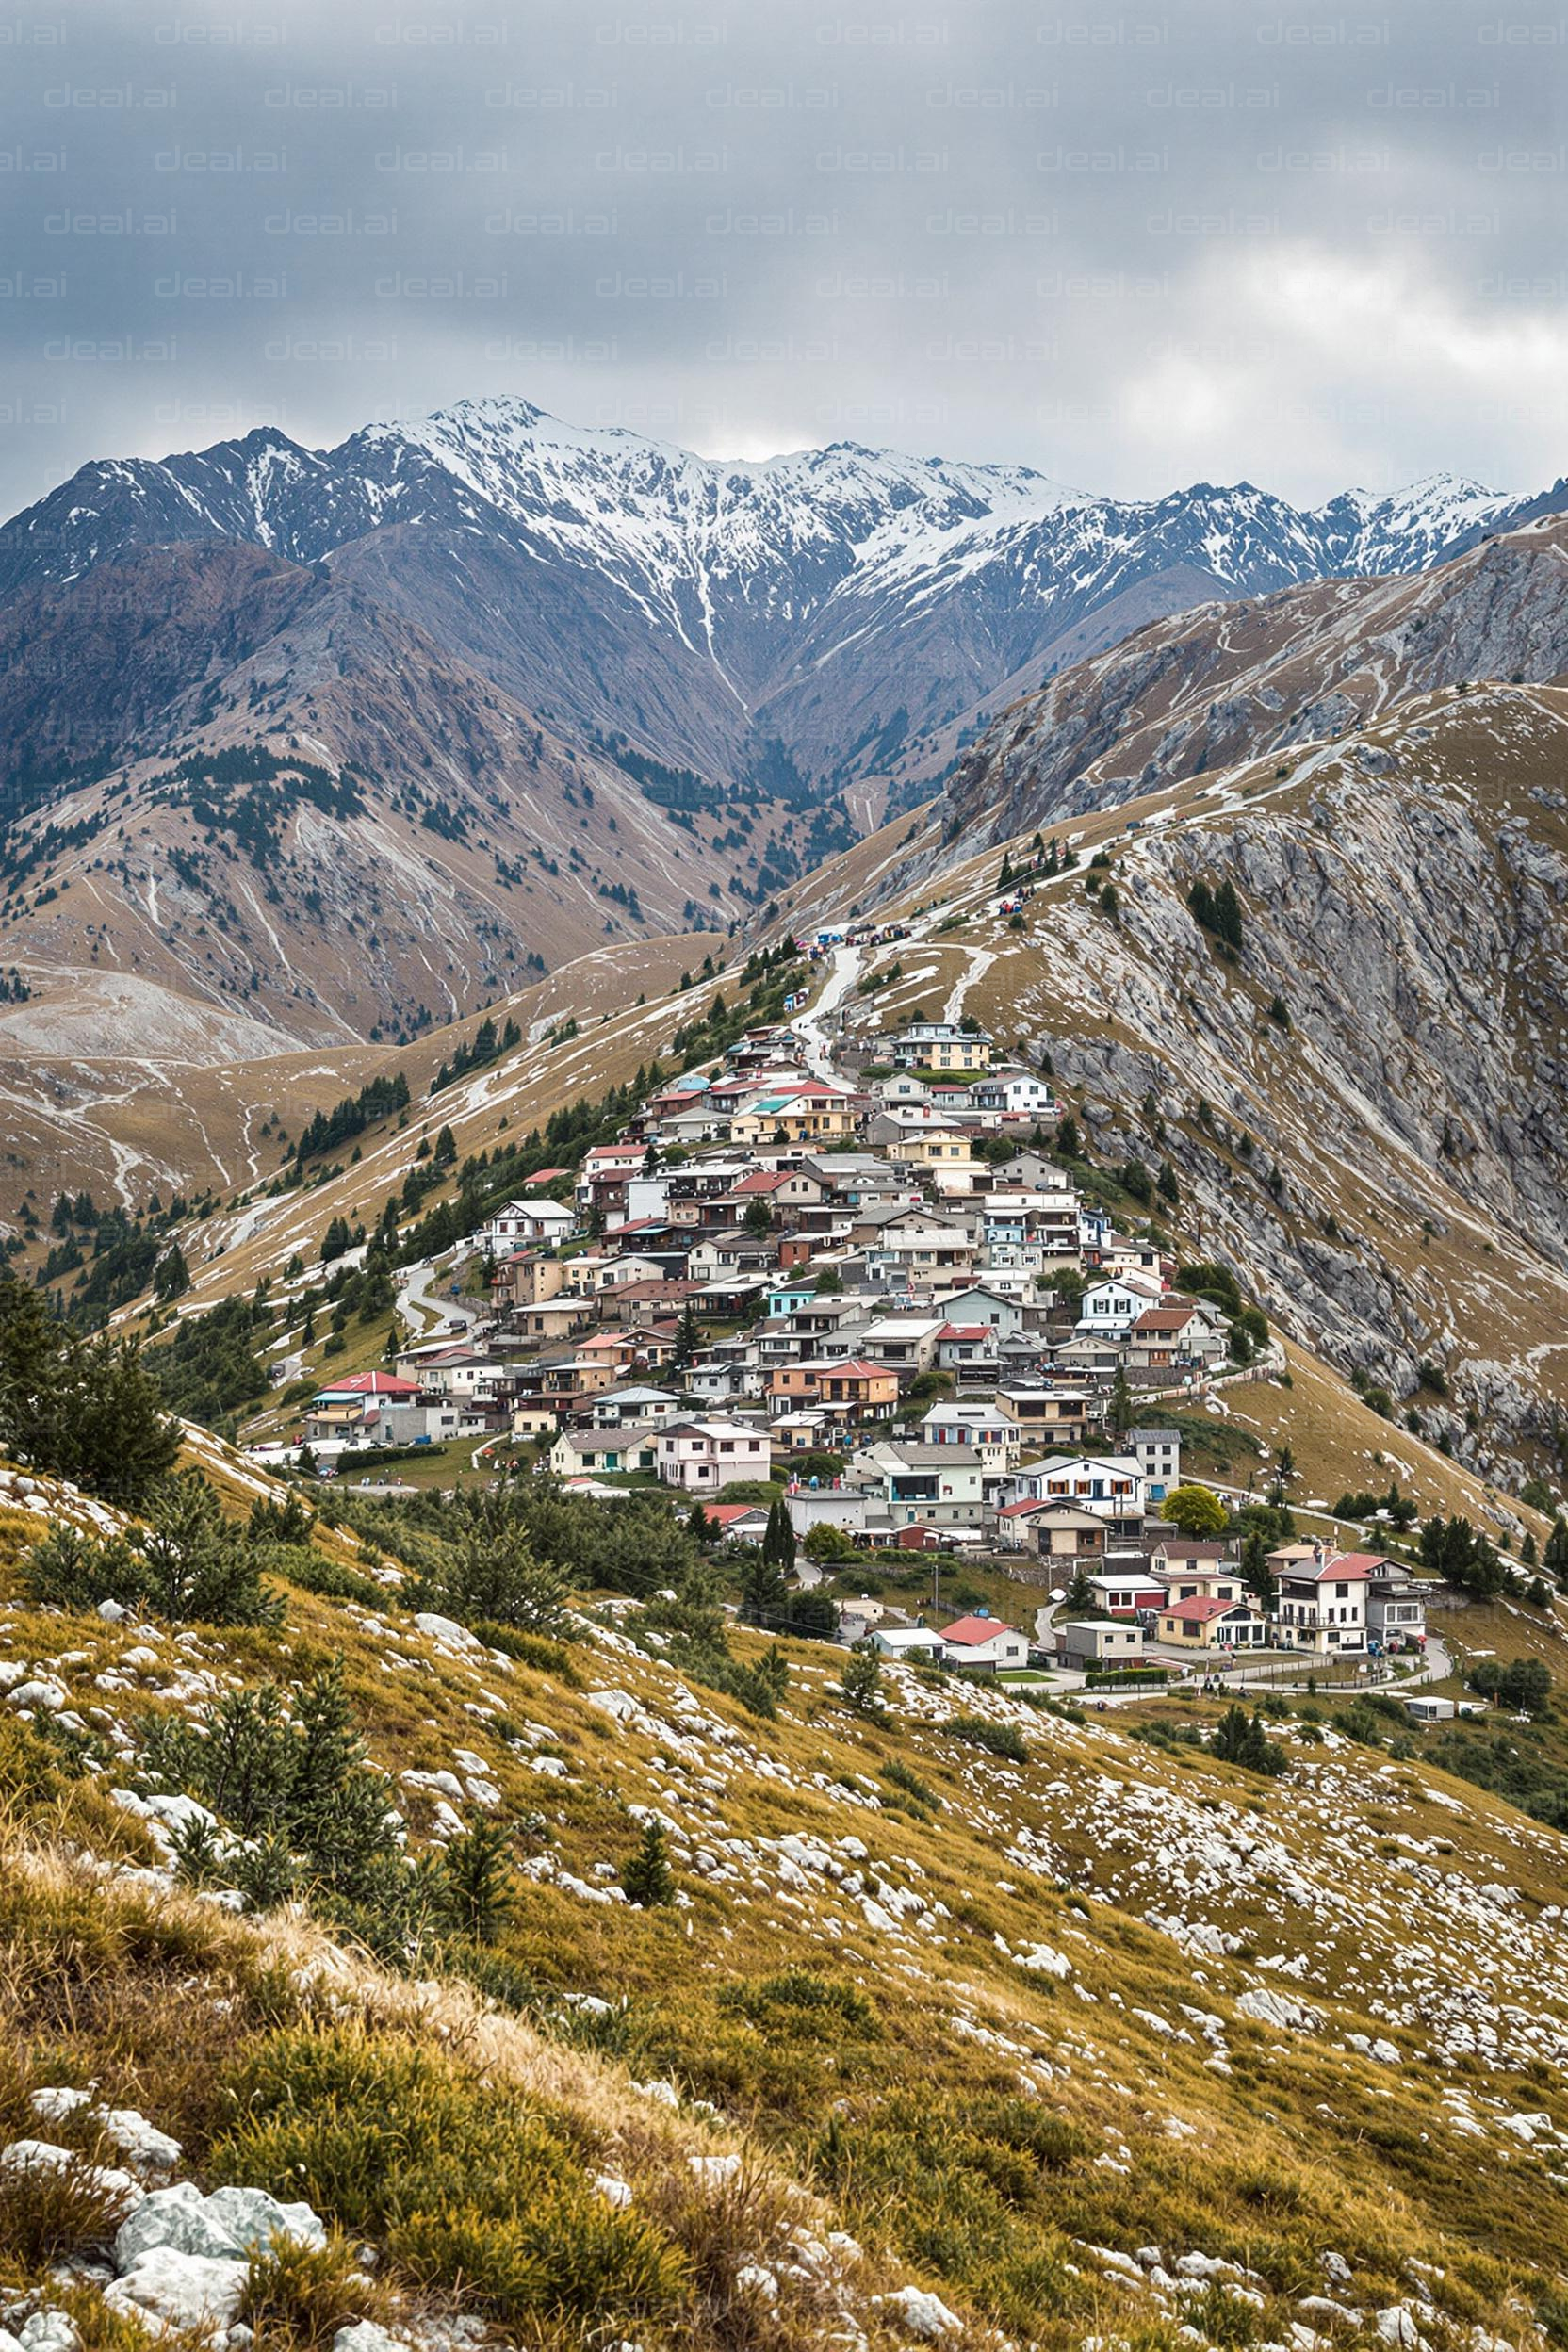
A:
[937,683,1568,1479]
[943,517,1568,851]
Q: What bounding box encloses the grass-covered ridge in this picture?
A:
[2,1440,1568,2349]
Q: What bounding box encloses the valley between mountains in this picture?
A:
[5,400,1568,2352]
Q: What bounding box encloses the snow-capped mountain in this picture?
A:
[0,398,1558,806]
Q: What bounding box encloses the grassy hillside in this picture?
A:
[3,1438,1568,2351]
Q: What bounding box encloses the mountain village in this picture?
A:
[274,986,1438,1697]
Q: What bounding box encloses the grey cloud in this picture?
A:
[0,0,1561,514]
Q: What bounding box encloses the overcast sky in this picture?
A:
[1,0,1563,515]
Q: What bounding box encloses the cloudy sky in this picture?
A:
[1,0,1562,515]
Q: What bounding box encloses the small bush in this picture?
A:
[948,1715,1028,1764]
[471,1624,582,1682]
[880,1757,941,1813]
[266,1548,384,1609]
[217,2029,686,2333]
[239,2233,383,2349]
[0,2148,137,2265]
[719,1970,879,2041]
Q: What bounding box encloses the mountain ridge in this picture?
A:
[4,397,1560,813]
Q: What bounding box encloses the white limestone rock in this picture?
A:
[106,2247,248,2336]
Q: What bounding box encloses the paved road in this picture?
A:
[794,942,864,1077]
[396,1253,481,1338]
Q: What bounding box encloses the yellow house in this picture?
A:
[891,1021,994,1073]
[1157,1596,1270,1650]
[730,1084,858,1145]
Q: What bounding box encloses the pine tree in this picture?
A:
[762,1496,797,1576]
[439,1815,516,1943]
[1061,1562,1099,1616]
[136,1468,282,1625]
[0,1280,179,1511]
[1214,877,1245,953]
[999,852,1014,887]
[1156,1160,1181,1208]
[1108,1367,1134,1437]
[840,1641,885,1717]
[437,1490,572,1633]
[1242,1526,1278,1610]
[742,1544,790,1626]
[1212,1705,1283,1774]
[1546,1516,1568,1590]
[673,1299,701,1369]
[154,1241,191,1302]
[621,1819,676,1907]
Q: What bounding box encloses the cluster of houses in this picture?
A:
[835,1537,1429,1676]
[282,1010,1429,1674]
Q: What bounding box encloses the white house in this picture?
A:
[871,1625,946,1663]
[1365,1558,1429,1653]
[1075,1278,1163,1337]
[972,1069,1058,1119]
[1128,1427,1181,1501]
[850,1441,988,1529]
[477,1197,576,1255]
[657,1417,773,1494]
[1270,1544,1370,1655]
[588,1384,683,1429]
[1010,1452,1147,1520]
[919,1400,1020,1465]
[939,1610,1028,1672]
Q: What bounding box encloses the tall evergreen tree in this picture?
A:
[673,1299,701,1368]
[762,1496,797,1575]
[741,1543,790,1627]
[1545,1516,1568,1590]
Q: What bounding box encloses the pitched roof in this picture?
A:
[320,1371,419,1397]
[939,1614,1018,1644]
[1161,1595,1233,1623]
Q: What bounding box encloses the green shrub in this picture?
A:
[142,1663,400,1907]
[880,1757,941,1813]
[471,1625,582,1682]
[948,1715,1028,1764]
[719,1969,879,2040]
[24,1469,283,1628]
[215,2030,686,2330]
[0,2147,137,2265]
[239,2232,383,2348]
[266,1548,384,1609]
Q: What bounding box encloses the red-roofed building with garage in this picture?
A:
[939,1610,1029,1672]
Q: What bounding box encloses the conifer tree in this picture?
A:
[622,1819,676,1907]
[439,1815,517,1944]
[840,1640,886,1718]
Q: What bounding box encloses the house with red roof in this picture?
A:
[939,1609,1029,1673]
[1156,1594,1270,1651]
[1268,1543,1372,1655]
[699,1501,772,1545]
